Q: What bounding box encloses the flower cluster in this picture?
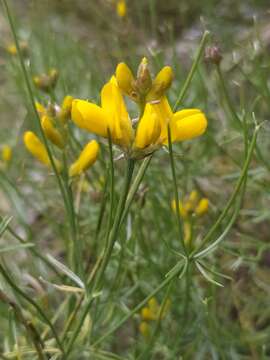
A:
[33,68,59,92]
[172,190,209,246]
[139,297,170,338]
[24,95,99,177]
[72,58,207,159]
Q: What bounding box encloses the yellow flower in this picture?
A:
[35,101,47,117]
[69,140,99,177]
[195,198,209,216]
[41,115,65,149]
[72,77,134,149]
[116,0,127,18]
[6,41,29,57]
[139,321,150,338]
[72,62,207,156]
[2,145,12,163]
[23,131,61,170]
[33,68,59,92]
[172,191,209,219]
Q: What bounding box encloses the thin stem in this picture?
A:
[1,0,69,218]
[173,30,210,111]
[193,125,259,257]
[65,159,135,357]
[93,261,185,348]
[167,125,186,255]
[0,263,65,355]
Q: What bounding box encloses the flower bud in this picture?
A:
[116,0,127,18]
[6,41,29,58]
[23,131,61,170]
[116,62,135,97]
[69,140,99,177]
[205,46,222,65]
[41,115,65,149]
[136,57,152,95]
[1,145,12,163]
[139,322,150,338]
[195,198,209,216]
[146,66,173,101]
[59,95,73,123]
[33,68,59,92]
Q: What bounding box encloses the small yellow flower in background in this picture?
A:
[1,145,12,163]
[6,41,29,58]
[116,0,127,18]
[69,140,99,177]
[72,59,207,158]
[195,197,209,216]
[139,297,170,338]
[171,190,209,219]
[41,115,65,149]
[23,131,61,170]
[139,321,150,338]
[33,68,59,92]
[35,101,47,117]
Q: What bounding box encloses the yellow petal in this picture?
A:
[59,95,73,123]
[147,66,173,101]
[134,103,161,149]
[23,131,50,166]
[148,298,159,313]
[195,198,209,216]
[35,101,47,117]
[71,99,109,138]
[172,110,207,142]
[115,62,135,96]
[69,140,99,177]
[2,145,12,163]
[150,96,175,143]
[141,307,157,321]
[101,79,133,147]
[41,116,65,149]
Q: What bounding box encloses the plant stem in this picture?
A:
[0,262,65,355]
[173,30,210,111]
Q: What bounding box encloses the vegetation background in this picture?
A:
[0,0,270,359]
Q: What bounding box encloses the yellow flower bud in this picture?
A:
[33,68,59,92]
[148,297,159,313]
[139,321,150,338]
[183,221,192,246]
[115,62,135,97]
[189,190,199,204]
[23,131,61,170]
[69,140,99,177]
[59,95,73,123]
[116,0,127,18]
[147,66,173,101]
[171,199,188,218]
[2,145,12,163]
[41,116,65,149]
[6,41,29,57]
[195,198,209,216]
[35,101,47,117]
[136,57,152,95]
[141,307,157,321]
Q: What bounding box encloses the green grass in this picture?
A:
[0,1,270,359]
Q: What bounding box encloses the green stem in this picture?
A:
[93,261,185,348]
[2,0,70,224]
[0,262,65,355]
[192,125,259,258]
[167,126,186,255]
[65,159,135,357]
[173,30,210,111]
